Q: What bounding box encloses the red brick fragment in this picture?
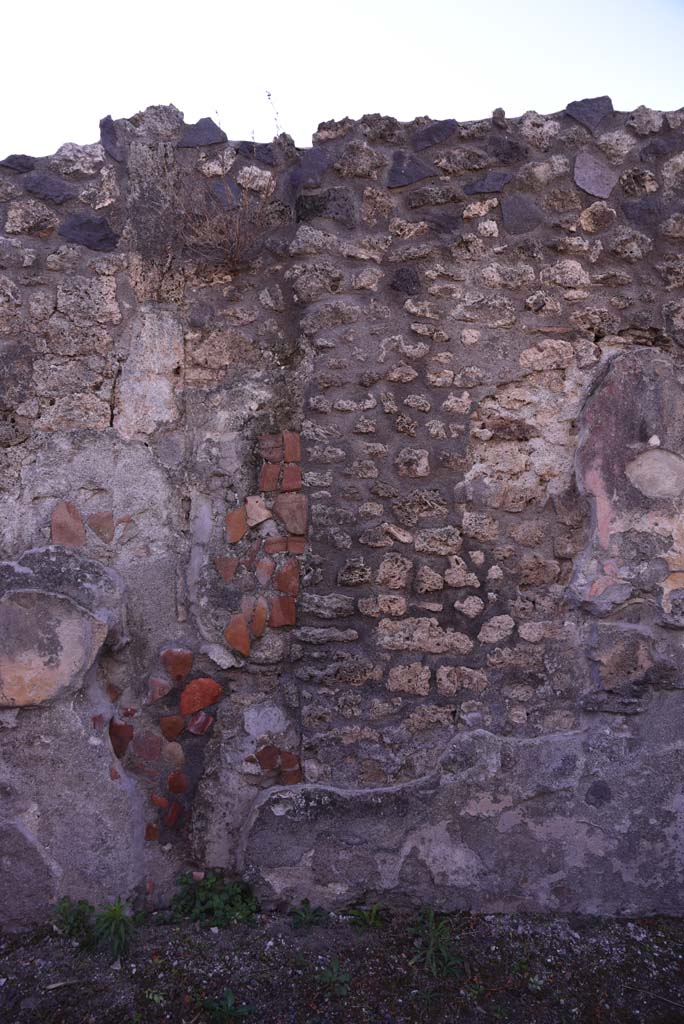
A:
[110,766,121,781]
[280,750,300,770]
[259,463,281,492]
[281,768,303,785]
[86,511,115,543]
[275,558,300,597]
[255,745,280,770]
[164,801,183,828]
[251,597,269,637]
[215,556,238,583]
[273,493,308,535]
[282,430,301,463]
[51,500,85,548]
[259,433,284,462]
[270,595,297,627]
[91,714,105,732]
[151,792,169,809]
[109,719,134,759]
[224,613,251,656]
[280,464,303,492]
[180,677,223,716]
[161,648,193,682]
[132,729,163,761]
[106,683,122,702]
[187,712,213,735]
[146,677,172,704]
[167,771,189,794]
[241,595,256,620]
[225,507,247,543]
[145,823,160,842]
[160,715,185,741]
[287,536,306,555]
[264,537,287,554]
[255,557,275,585]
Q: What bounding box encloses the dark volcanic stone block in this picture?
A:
[463,170,513,194]
[488,134,528,163]
[640,136,681,161]
[622,196,665,229]
[387,152,437,189]
[296,187,357,228]
[411,119,458,152]
[177,117,228,148]
[0,154,35,173]
[99,115,124,162]
[24,171,77,204]
[574,150,620,198]
[501,193,543,234]
[391,267,422,295]
[58,214,119,252]
[237,140,276,165]
[565,95,614,134]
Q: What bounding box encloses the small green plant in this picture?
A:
[93,898,136,958]
[144,988,166,1006]
[289,898,328,930]
[316,957,352,999]
[55,897,95,944]
[348,902,388,930]
[204,989,254,1021]
[409,908,461,979]
[171,872,258,928]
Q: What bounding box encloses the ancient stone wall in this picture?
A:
[2,97,684,927]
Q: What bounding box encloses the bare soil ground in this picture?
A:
[2,909,684,1023]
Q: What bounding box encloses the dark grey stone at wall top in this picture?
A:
[565,95,614,134]
[177,117,228,148]
[411,119,458,152]
[0,154,36,173]
[387,152,437,189]
[99,115,124,162]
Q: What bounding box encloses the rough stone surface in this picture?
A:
[2,99,684,924]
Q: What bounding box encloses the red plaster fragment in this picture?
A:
[161,648,194,682]
[145,823,160,842]
[86,511,115,543]
[167,771,189,795]
[225,507,248,543]
[109,766,121,781]
[151,792,169,809]
[280,464,302,492]
[273,493,308,535]
[179,677,223,716]
[275,558,300,596]
[280,750,300,770]
[255,745,280,770]
[281,768,303,785]
[160,715,185,741]
[264,537,287,554]
[269,596,297,627]
[109,719,134,759]
[259,463,281,492]
[224,614,251,656]
[51,501,85,548]
[282,430,301,463]
[215,556,239,583]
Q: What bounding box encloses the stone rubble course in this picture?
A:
[1,97,684,926]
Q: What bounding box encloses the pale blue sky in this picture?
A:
[4,0,684,156]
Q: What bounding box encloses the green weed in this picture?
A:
[289,898,328,930]
[171,872,258,928]
[409,908,461,979]
[93,898,136,958]
[316,957,352,999]
[204,989,254,1020]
